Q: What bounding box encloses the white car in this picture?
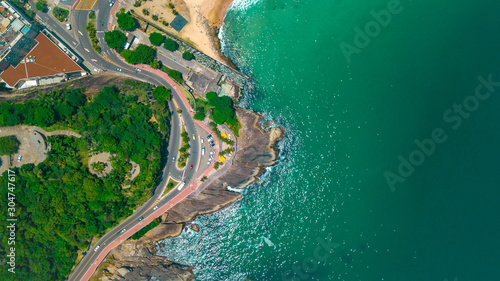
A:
[17,155,22,162]
[153,206,158,210]
[66,23,71,30]
[201,138,204,143]
[210,151,215,155]
[120,228,127,234]
[202,147,205,156]
[94,245,100,252]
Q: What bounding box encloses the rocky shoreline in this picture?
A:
[91,108,284,281]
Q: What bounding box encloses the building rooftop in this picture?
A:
[0,33,83,87]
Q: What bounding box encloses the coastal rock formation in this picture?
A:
[93,107,284,280]
[93,239,194,281]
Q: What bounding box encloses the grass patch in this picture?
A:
[53,7,69,22]
[162,178,179,197]
[177,127,190,168]
[129,218,162,240]
[179,85,195,108]
[161,65,183,83]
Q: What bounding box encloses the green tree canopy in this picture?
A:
[120,44,156,64]
[206,92,236,125]
[163,38,178,52]
[0,135,19,155]
[149,32,164,46]
[182,51,194,60]
[153,86,171,101]
[105,30,127,49]
[116,9,136,30]
[36,0,46,11]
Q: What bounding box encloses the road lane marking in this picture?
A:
[84,48,90,52]
[78,31,83,36]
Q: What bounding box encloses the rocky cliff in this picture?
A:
[92,107,284,280]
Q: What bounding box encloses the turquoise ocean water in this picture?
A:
[158,0,500,280]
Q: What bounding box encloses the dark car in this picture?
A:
[172,156,176,162]
[190,164,193,169]
[138,217,144,222]
[207,134,212,139]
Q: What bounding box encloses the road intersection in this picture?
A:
[24,1,225,280]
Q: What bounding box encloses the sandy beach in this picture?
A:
[128,0,235,64]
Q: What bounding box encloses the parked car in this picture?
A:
[207,161,212,165]
[138,217,144,222]
[190,164,193,169]
[202,147,205,156]
[192,134,196,140]
[201,138,204,143]
[210,151,215,155]
[17,155,22,162]
[66,23,71,30]
[207,134,212,139]
[94,245,100,252]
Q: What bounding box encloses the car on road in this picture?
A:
[94,245,100,252]
[190,164,193,169]
[172,156,176,162]
[138,217,144,222]
[17,155,22,162]
[192,134,196,140]
[120,228,126,234]
[66,23,71,30]
[116,67,122,72]
[153,206,158,210]
[202,147,205,155]
[110,2,114,6]
[135,68,141,72]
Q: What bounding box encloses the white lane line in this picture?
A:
[84,48,90,52]
[78,31,83,36]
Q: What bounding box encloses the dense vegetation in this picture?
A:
[52,7,69,22]
[116,8,136,30]
[153,85,171,101]
[105,30,127,50]
[149,32,164,46]
[121,44,156,65]
[0,83,171,280]
[35,0,46,12]
[0,136,18,155]
[206,91,237,125]
[182,51,194,60]
[163,38,178,52]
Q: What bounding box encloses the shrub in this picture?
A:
[116,8,136,30]
[105,30,127,49]
[134,0,141,7]
[162,20,168,26]
[182,51,194,60]
[163,38,178,52]
[120,44,156,64]
[142,8,149,15]
[35,0,46,11]
[152,14,158,21]
[53,7,69,22]
[149,32,164,46]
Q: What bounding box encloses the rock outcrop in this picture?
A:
[93,107,284,280]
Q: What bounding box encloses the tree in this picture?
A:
[105,30,127,49]
[163,38,178,52]
[116,9,135,30]
[0,136,19,155]
[53,7,69,22]
[153,86,170,101]
[120,44,155,64]
[36,0,46,11]
[182,51,194,60]
[194,112,205,120]
[150,59,161,69]
[149,32,164,46]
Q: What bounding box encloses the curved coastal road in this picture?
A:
[22,2,223,281]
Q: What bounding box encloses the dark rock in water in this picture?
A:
[190,224,200,232]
